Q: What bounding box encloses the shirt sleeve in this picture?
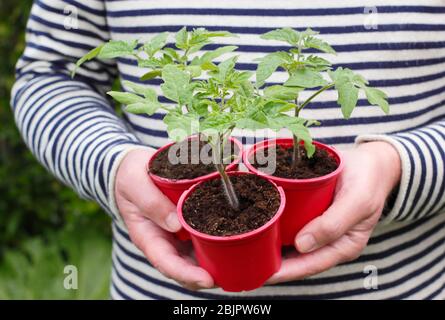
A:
[10,0,151,221]
[356,119,445,223]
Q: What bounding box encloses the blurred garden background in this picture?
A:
[0,0,112,299]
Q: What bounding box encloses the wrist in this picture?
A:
[357,141,402,193]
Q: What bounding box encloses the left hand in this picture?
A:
[267,141,402,284]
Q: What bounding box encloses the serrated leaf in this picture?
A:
[126,101,161,115]
[264,85,303,100]
[205,31,236,38]
[192,45,238,66]
[261,28,300,46]
[304,55,332,71]
[201,61,218,71]
[236,118,268,130]
[175,27,188,50]
[140,69,162,81]
[97,40,138,59]
[164,113,199,142]
[72,44,103,77]
[256,52,292,88]
[304,36,336,54]
[185,65,202,77]
[212,56,237,82]
[285,69,328,88]
[364,87,389,114]
[144,32,169,56]
[122,81,157,100]
[335,81,359,119]
[107,91,143,105]
[237,80,255,97]
[162,47,180,60]
[160,65,193,106]
[328,67,368,87]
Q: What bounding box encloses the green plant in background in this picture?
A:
[0,216,111,299]
[255,27,389,166]
[0,0,111,299]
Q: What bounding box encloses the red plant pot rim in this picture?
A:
[147,136,243,187]
[243,138,344,186]
[177,171,286,243]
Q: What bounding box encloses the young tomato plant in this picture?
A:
[255,27,390,167]
[73,28,256,211]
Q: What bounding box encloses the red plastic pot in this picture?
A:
[243,138,343,246]
[177,171,285,292]
[147,136,243,240]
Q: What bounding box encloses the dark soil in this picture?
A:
[182,175,281,236]
[252,144,338,179]
[150,139,238,180]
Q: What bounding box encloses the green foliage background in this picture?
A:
[0,0,112,299]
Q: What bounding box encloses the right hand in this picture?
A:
[114,148,214,290]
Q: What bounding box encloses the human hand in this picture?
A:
[115,148,214,290]
[268,141,402,284]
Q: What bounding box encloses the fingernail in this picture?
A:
[197,281,212,289]
[296,234,317,253]
[165,212,181,232]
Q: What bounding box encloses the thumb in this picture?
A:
[116,148,181,233]
[294,191,368,253]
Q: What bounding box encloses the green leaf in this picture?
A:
[97,40,138,59]
[237,80,255,97]
[106,91,143,105]
[144,32,169,56]
[304,36,336,54]
[162,47,180,60]
[160,64,193,105]
[212,56,237,82]
[205,31,236,38]
[364,87,389,114]
[201,61,218,71]
[260,28,300,46]
[164,113,199,142]
[140,69,162,81]
[192,45,238,66]
[264,85,303,100]
[201,112,235,133]
[236,118,268,130]
[285,69,328,88]
[256,52,292,88]
[185,65,202,77]
[126,101,162,115]
[122,81,157,100]
[304,55,332,71]
[328,67,368,87]
[71,45,103,77]
[175,27,188,50]
[335,80,359,119]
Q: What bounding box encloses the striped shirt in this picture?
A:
[11,0,445,299]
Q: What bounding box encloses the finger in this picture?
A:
[267,236,360,284]
[129,175,181,233]
[294,187,373,253]
[127,217,214,290]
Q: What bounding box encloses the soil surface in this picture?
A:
[150,139,238,180]
[182,175,281,236]
[252,144,338,179]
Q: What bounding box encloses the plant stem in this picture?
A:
[292,105,301,169]
[299,83,335,111]
[212,135,239,211]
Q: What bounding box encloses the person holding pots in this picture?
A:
[11,0,445,299]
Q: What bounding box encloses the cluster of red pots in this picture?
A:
[147,136,343,292]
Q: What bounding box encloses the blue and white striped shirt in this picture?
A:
[11,0,445,299]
